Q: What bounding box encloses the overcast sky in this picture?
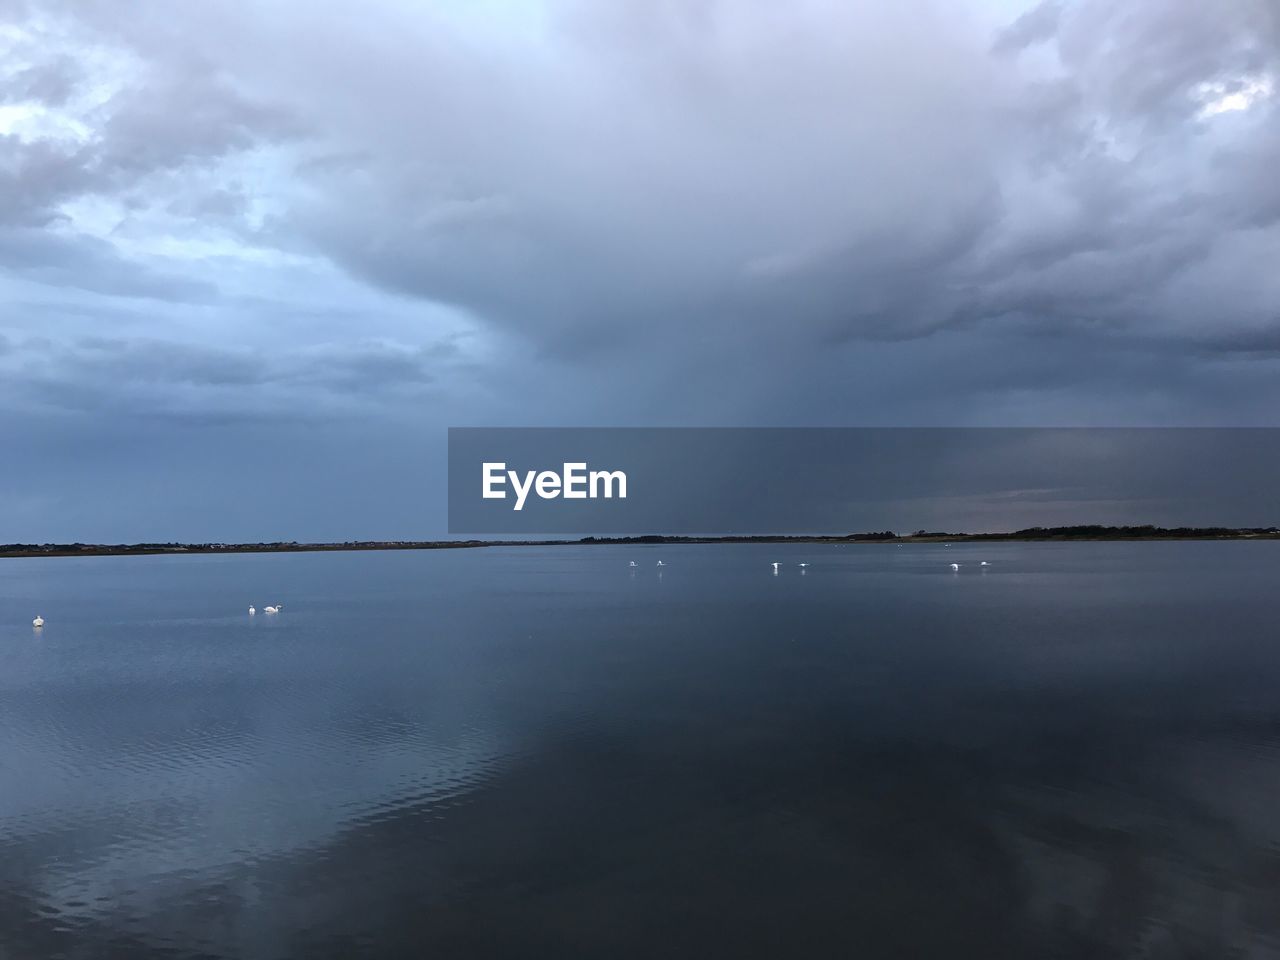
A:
[1,0,1278,541]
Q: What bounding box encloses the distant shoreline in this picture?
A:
[3,526,1279,559]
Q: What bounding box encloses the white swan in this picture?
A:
[656,561,664,567]
[979,561,989,566]
[248,605,256,615]
[32,615,44,628]
[950,563,960,571]
[771,562,780,573]
[629,561,637,567]
[798,563,809,568]
[264,605,278,614]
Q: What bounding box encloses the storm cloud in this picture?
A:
[1,0,1278,539]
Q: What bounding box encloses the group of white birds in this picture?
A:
[29,556,993,628]
[770,562,810,572]
[628,559,988,574]
[31,605,284,630]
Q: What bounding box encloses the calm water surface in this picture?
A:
[2,542,1280,958]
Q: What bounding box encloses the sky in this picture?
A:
[1,0,1278,541]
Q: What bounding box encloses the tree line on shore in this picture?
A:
[4,525,1278,557]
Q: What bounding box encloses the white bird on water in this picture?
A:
[264,605,280,614]
[980,561,990,566]
[798,563,809,568]
[771,562,781,573]
[629,561,637,567]
[950,563,960,571]
[656,561,665,567]
[248,605,256,615]
[32,615,44,628]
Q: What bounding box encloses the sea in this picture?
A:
[2,541,1279,958]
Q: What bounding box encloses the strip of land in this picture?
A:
[3,526,1278,558]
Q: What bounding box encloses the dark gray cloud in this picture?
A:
[1,0,1278,539]
[991,1,1063,54]
[264,0,1279,358]
[0,228,218,299]
[0,55,79,106]
[0,332,467,422]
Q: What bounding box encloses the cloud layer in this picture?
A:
[2,0,1279,537]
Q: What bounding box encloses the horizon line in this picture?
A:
[5,525,1280,559]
